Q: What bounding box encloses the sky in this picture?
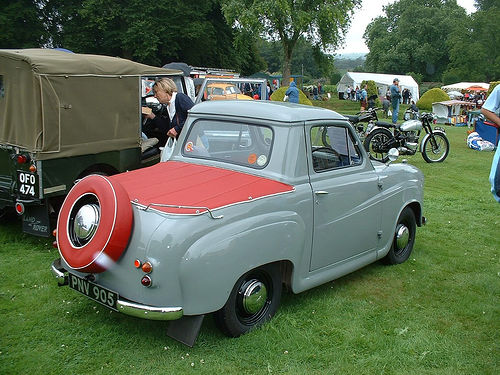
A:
[335,0,477,55]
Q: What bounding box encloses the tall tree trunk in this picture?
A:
[282,39,294,85]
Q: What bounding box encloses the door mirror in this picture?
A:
[387,148,399,163]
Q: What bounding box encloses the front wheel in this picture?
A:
[383,207,416,265]
[364,128,393,162]
[214,263,282,337]
[422,133,449,163]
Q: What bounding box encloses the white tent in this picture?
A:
[441,82,489,91]
[337,72,420,101]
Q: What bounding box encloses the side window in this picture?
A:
[311,125,362,172]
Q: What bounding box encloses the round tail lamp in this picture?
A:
[141,275,152,287]
[15,202,25,215]
[16,154,29,164]
[141,261,153,274]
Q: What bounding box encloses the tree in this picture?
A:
[364,0,468,81]
[2,0,265,74]
[444,1,499,82]
[0,0,47,48]
[221,0,361,83]
[258,37,338,80]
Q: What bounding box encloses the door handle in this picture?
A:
[314,191,329,195]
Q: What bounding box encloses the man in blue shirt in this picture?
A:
[390,78,401,124]
[481,84,500,202]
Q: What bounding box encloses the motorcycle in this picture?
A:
[342,107,382,141]
[363,112,450,163]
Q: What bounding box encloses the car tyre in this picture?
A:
[383,207,416,265]
[214,263,282,337]
[57,175,133,273]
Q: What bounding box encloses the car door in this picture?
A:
[308,123,381,271]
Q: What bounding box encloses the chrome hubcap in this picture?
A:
[395,224,409,250]
[241,280,267,314]
[73,203,100,243]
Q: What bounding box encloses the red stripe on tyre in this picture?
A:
[57,175,133,273]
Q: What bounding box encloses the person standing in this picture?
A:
[390,78,402,124]
[481,84,500,203]
[284,81,300,103]
[360,85,368,110]
[148,78,194,139]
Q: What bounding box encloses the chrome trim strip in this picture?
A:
[43,184,66,194]
[131,188,295,218]
[117,299,183,321]
[50,259,183,321]
[138,202,224,219]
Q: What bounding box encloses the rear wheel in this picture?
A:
[422,133,449,163]
[364,128,393,162]
[214,263,282,337]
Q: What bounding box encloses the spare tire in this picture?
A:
[57,175,133,273]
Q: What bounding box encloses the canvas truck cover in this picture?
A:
[0,49,180,160]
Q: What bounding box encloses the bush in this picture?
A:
[486,81,499,98]
[416,87,449,111]
[361,80,381,107]
[322,84,337,94]
[270,86,313,106]
[407,71,423,85]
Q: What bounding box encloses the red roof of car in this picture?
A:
[110,161,294,215]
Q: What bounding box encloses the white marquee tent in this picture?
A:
[441,82,489,91]
[337,72,420,101]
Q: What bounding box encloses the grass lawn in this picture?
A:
[1,99,499,374]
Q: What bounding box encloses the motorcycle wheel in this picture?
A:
[364,128,393,162]
[422,133,449,163]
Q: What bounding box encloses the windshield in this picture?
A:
[182,120,273,169]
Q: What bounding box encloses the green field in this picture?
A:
[1,102,499,374]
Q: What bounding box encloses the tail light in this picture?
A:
[15,202,24,215]
[141,275,152,287]
[134,259,153,287]
[141,261,153,274]
[16,154,30,164]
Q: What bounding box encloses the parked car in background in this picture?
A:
[51,100,425,346]
[0,48,192,236]
[195,77,266,103]
[204,82,253,101]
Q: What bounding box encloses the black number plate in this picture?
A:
[68,273,118,311]
[17,170,38,197]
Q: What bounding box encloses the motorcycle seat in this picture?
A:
[345,115,360,124]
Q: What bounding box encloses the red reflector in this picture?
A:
[52,240,58,249]
[16,155,28,164]
[134,259,142,268]
[142,261,153,273]
[52,229,57,237]
[141,275,152,287]
[15,202,24,215]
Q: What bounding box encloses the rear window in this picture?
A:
[182,120,273,169]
